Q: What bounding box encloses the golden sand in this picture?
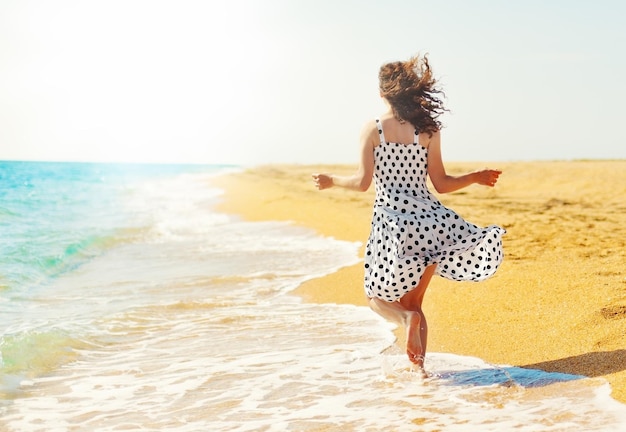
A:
[211,161,626,403]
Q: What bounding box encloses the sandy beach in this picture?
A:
[212,160,626,404]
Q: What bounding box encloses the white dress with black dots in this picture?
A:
[364,119,506,302]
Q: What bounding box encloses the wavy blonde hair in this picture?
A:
[378,54,447,135]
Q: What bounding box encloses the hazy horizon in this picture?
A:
[2,0,625,166]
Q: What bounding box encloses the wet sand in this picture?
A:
[211,161,626,403]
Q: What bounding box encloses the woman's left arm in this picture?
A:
[426,131,501,193]
[312,121,377,192]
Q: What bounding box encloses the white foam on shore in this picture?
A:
[3,296,626,432]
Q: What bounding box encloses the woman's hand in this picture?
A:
[311,173,334,190]
[475,169,502,187]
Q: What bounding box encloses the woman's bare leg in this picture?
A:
[368,297,423,363]
[368,264,437,367]
[399,264,437,361]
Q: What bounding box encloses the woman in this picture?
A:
[312,54,505,371]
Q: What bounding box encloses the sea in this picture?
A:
[1,160,625,432]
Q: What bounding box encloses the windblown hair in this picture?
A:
[378,54,447,135]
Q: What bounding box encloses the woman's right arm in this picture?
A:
[312,121,377,192]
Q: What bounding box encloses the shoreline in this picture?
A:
[211,161,626,404]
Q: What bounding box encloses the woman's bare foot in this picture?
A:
[406,311,423,366]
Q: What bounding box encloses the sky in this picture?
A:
[1,0,625,165]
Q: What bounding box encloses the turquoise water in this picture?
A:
[1,161,214,292]
[0,161,232,379]
[1,161,625,431]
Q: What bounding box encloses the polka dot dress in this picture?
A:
[364,119,506,302]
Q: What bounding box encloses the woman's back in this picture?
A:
[373,118,435,211]
[375,115,425,147]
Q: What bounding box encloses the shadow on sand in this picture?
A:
[521,349,626,378]
[436,350,626,388]
[437,366,583,388]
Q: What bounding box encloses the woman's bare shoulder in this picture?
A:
[360,119,380,145]
[418,129,440,149]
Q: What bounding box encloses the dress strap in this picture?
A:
[375,118,386,146]
[414,128,419,144]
